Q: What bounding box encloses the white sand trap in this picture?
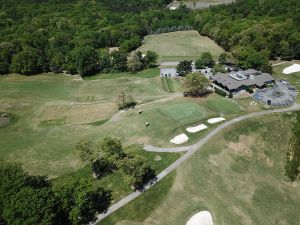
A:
[283,64,300,74]
[170,134,189,145]
[186,211,213,225]
[186,124,208,133]
[207,117,225,124]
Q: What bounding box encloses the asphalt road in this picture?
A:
[91,103,300,224]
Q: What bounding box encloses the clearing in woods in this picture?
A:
[136,30,224,63]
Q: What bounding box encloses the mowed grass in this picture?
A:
[161,77,182,93]
[136,30,224,63]
[159,102,207,124]
[0,73,179,177]
[107,113,300,225]
[204,96,241,114]
[0,72,250,178]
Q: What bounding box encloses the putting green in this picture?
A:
[159,102,207,124]
[204,97,241,114]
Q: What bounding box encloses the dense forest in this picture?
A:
[0,0,299,75]
[193,0,300,71]
[0,0,191,75]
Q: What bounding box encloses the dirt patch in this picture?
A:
[0,117,10,127]
[227,135,254,157]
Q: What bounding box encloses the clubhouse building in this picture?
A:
[212,69,275,93]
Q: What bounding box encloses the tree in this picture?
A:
[143,51,158,68]
[177,60,192,76]
[195,58,204,69]
[218,52,228,65]
[183,73,210,96]
[116,89,136,110]
[3,187,62,225]
[119,35,141,53]
[92,157,112,178]
[213,64,226,74]
[0,163,65,225]
[120,155,155,190]
[127,51,143,72]
[11,48,41,75]
[100,137,124,166]
[54,178,111,225]
[111,51,127,72]
[98,50,111,73]
[75,139,97,163]
[65,46,99,76]
[201,52,214,67]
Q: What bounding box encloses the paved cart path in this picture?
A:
[91,104,300,224]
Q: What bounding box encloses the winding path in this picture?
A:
[91,103,300,224]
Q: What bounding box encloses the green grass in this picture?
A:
[159,102,207,124]
[136,30,224,63]
[108,113,300,225]
[0,73,253,179]
[99,172,176,225]
[161,77,182,93]
[84,68,159,80]
[204,96,241,114]
[0,73,178,177]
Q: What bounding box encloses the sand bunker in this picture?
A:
[186,124,207,133]
[283,64,300,74]
[187,211,213,225]
[170,134,189,145]
[207,117,225,124]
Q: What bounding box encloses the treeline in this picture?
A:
[192,0,300,72]
[0,162,111,225]
[0,0,192,75]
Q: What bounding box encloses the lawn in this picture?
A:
[159,101,207,124]
[0,73,179,177]
[136,30,224,63]
[103,112,300,225]
[0,72,253,180]
[204,96,241,114]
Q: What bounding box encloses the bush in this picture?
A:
[215,88,227,97]
[228,93,233,98]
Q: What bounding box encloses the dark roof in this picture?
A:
[212,72,274,90]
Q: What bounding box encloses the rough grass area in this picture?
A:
[136,30,224,63]
[108,113,300,225]
[272,60,300,102]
